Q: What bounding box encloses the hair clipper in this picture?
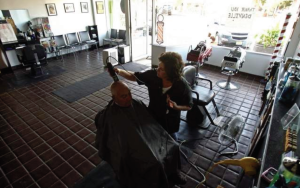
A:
[107,62,119,82]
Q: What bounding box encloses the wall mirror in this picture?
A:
[0,9,30,32]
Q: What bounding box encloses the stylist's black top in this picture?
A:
[135,69,193,133]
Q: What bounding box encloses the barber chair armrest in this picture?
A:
[17,54,23,63]
[196,77,213,90]
[191,90,199,101]
[188,45,192,52]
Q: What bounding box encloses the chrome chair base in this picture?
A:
[217,80,240,90]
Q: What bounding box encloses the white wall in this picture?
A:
[45,0,94,35]
[0,0,110,68]
[0,0,46,18]
[0,0,95,37]
[91,0,108,46]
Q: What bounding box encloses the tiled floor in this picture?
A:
[0,49,263,188]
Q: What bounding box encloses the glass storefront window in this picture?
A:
[108,0,126,30]
[153,0,299,54]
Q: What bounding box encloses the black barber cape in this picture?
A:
[95,99,181,188]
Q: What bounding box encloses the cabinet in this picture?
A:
[87,25,99,47]
[118,45,130,63]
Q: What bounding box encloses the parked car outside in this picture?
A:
[208,21,252,48]
[162,5,172,15]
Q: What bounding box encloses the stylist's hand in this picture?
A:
[114,68,120,74]
[108,68,119,77]
[166,95,179,110]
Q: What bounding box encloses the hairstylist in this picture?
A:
[114,52,193,140]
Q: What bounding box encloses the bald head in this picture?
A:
[110,81,132,107]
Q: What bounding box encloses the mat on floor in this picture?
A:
[52,62,150,103]
[0,65,66,94]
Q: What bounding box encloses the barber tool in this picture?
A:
[262,167,278,183]
[195,157,260,187]
[213,157,260,176]
[105,55,146,84]
[107,62,119,82]
[268,157,300,187]
[285,127,298,152]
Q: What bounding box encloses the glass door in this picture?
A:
[129,0,152,61]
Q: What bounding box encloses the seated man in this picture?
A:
[95,81,186,188]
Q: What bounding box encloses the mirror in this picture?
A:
[0,9,30,32]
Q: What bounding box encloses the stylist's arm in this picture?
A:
[167,95,191,111]
[114,68,136,81]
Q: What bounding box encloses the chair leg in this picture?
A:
[212,99,220,116]
[95,43,99,51]
[203,106,215,125]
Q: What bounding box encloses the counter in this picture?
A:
[256,63,300,187]
[0,40,40,71]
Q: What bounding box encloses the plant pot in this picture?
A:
[253,43,275,54]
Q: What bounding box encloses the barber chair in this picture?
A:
[78,31,98,51]
[17,45,47,78]
[183,66,220,128]
[34,45,48,65]
[216,47,246,90]
[186,41,212,79]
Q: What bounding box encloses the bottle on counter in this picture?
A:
[282,65,296,88]
[279,74,300,104]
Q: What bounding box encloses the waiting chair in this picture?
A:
[78,31,98,51]
[103,29,123,47]
[182,65,220,127]
[118,29,126,44]
[53,35,72,60]
[53,35,68,50]
[111,29,117,39]
[66,32,82,59]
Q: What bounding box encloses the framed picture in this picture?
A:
[96,1,104,14]
[45,3,57,16]
[81,2,88,13]
[64,3,75,13]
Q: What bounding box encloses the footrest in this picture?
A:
[221,71,235,76]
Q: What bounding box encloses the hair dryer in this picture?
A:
[215,157,260,176]
[107,62,119,82]
[196,157,260,188]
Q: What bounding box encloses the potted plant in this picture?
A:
[254,25,280,54]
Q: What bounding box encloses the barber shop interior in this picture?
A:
[1,0,300,188]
